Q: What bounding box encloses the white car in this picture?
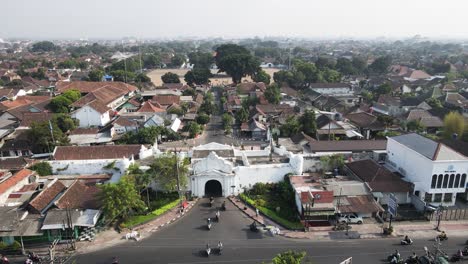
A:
[337,213,363,224]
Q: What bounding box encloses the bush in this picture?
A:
[122,199,180,229]
[255,198,267,207]
[10,241,21,251]
[250,182,270,195]
[0,241,7,251]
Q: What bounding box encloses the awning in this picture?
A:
[345,130,364,138]
[304,211,336,216]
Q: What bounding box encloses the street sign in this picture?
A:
[388,193,398,217]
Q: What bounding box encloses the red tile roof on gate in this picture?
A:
[0,169,35,195]
[53,145,144,160]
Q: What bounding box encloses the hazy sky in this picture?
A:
[3,0,468,39]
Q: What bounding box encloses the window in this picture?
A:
[455,174,461,188]
[444,193,453,202]
[434,193,443,202]
[442,174,449,188]
[461,174,467,188]
[424,193,432,202]
[414,191,420,197]
[431,175,437,189]
[449,174,455,188]
[436,174,443,188]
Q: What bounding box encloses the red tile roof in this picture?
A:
[0,169,34,195]
[55,180,101,210]
[152,95,180,106]
[53,145,144,160]
[28,180,66,214]
[56,81,137,94]
[19,112,55,127]
[137,101,165,113]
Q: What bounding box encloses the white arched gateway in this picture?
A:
[190,151,236,197]
[188,142,303,197]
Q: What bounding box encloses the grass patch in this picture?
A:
[122,199,180,229]
[240,193,303,230]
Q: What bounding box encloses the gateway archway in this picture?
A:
[204,180,222,197]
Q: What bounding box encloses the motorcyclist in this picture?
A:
[439,231,447,239]
[24,259,32,264]
[217,241,223,254]
[1,255,9,264]
[207,218,211,224]
[206,243,211,255]
[216,210,220,221]
[221,201,226,210]
[390,250,401,263]
[112,256,119,264]
[404,235,411,243]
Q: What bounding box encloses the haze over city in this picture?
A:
[3,0,468,39]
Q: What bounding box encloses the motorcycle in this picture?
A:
[215,211,220,222]
[111,257,119,264]
[250,222,259,232]
[405,256,418,264]
[27,252,41,263]
[450,252,463,262]
[437,234,448,241]
[387,253,402,264]
[400,239,413,245]
[207,222,212,230]
[205,247,211,257]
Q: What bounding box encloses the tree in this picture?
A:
[88,69,104,81]
[186,122,202,138]
[58,59,77,69]
[31,41,58,52]
[99,175,146,220]
[188,51,213,69]
[161,72,181,84]
[295,61,319,88]
[28,121,70,153]
[444,112,465,139]
[111,70,135,82]
[143,53,162,69]
[135,73,151,83]
[315,56,335,70]
[351,57,367,74]
[280,116,300,137]
[52,114,78,132]
[77,61,89,70]
[170,54,185,68]
[29,162,52,176]
[320,154,345,172]
[272,250,307,264]
[336,58,356,75]
[31,68,47,80]
[222,113,234,133]
[215,44,260,84]
[426,97,443,109]
[264,83,281,104]
[376,82,392,95]
[117,126,166,145]
[252,69,271,84]
[184,68,212,86]
[299,110,316,136]
[49,96,72,113]
[323,68,341,82]
[369,55,392,74]
[406,120,424,132]
[148,154,189,192]
[62,89,81,102]
[236,107,249,123]
[196,113,210,125]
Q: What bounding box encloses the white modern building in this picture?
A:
[386,133,468,206]
[188,143,303,197]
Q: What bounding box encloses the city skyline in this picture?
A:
[3,0,468,40]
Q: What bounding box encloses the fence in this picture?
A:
[430,208,468,221]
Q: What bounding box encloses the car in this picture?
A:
[337,213,363,224]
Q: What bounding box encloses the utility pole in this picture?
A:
[122,40,128,83]
[174,148,182,209]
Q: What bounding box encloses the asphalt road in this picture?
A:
[71,198,468,264]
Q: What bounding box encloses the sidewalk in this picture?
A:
[75,200,197,254]
[229,195,468,241]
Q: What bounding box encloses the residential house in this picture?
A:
[445,93,467,113]
[0,130,34,157]
[0,169,36,205]
[345,112,385,139]
[152,95,180,108]
[345,159,413,205]
[240,119,268,140]
[371,94,405,117]
[0,157,34,172]
[406,109,443,133]
[113,116,139,135]
[309,83,353,96]
[315,114,363,140]
[386,133,468,206]
[71,100,111,128]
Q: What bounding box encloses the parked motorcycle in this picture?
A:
[250,221,259,232]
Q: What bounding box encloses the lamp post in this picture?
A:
[435,205,444,231]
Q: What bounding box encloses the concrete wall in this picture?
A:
[378,192,410,205]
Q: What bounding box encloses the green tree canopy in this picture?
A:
[280,116,300,137]
[28,120,70,153]
[336,57,356,75]
[188,51,213,69]
[222,113,234,133]
[29,162,52,176]
[148,154,189,192]
[99,175,146,220]
[170,54,185,68]
[111,70,135,82]
[264,83,281,104]
[161,72,181,84]
[272,250,307,264]
[252,69,271,84]
[196,113,210,125]
[369,55,392,74]
[31,41,58,52]
[235,107,249,123]
[299,110,317,136]
[88,69,104,81]
[135,73,151,83]
[323,68,341,82]
[444,111,465,139]
[184,68,212,87]
[215,44,260,84]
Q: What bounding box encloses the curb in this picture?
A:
[145,200,197,233]
[228,196,287,238]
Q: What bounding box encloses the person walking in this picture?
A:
[255,208,259,217]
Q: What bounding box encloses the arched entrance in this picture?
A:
[204,180,222,197]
